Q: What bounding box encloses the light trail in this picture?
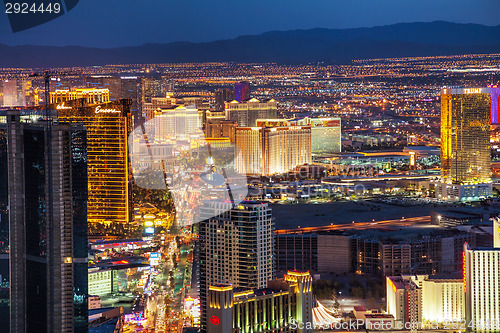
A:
[276,216,431,234]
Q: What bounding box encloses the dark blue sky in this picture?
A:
[1,0,499,47]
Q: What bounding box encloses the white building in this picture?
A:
[421,277,464,324]
[386,275,422,325]
[387,274,464,328]
[88,268,113,296]
[464,243,500,332]
[153,104,202,141]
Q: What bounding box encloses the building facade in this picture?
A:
[386,275,423,326]
[207,271,313,333]
[464,243,500,332]
[295,117,341,154]
[234,82,250,103]
[276,229,475,277]
[198,200,275,332]
[214,88,234,111]
[57,100,132,229]
[234,123,311,176]
[50,88,110,105]
[438,87,492,201]
[6,110,88,332]
[225,98,277,127]
[421,277,464,324]
[387,275,464,328]
[153,104,202,141]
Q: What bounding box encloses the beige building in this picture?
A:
[225,98,277,127]
[421,277,464,324]
[234,122,311,176]
[153,104,202,141]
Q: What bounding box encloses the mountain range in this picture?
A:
[1,21,500,67]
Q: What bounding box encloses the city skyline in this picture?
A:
[1,2,500,330]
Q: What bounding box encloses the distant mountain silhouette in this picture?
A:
[1,21,500,67]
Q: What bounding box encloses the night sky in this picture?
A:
[1,0,499,48]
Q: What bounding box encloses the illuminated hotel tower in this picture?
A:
[57,100,132,229]
[464,242,500,333]
[198,200,274,332]
[234,120,311,176]
[225,98,277,127]
[437,87,492,201]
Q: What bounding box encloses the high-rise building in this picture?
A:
[153,104,202,141]
[386,275,423,326]
[120,76,140,124]
[387,275,464,328]
[234,82,250,102]
[86,76,122,101]
[295,117,341,154]
[437,87,492,201]
[198,200,275,332]
[1,79,32,107]
[57,100,132,230]
[225,98,277,127]
[205,119,237,142]
[421,276,465,324]
[0,121,9,325]
[6,110,88,332]
[50,88,110,105]
[214,88,234,111]
[463,242,500,332]
[207,271,313,333]
[234,121,311,176]
[140,77,169,105]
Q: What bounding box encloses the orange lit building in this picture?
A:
[234,121,311,176]
[57,100,132,228]
[50,88,110,105]
[437,87,492,201]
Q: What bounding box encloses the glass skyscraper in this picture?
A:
[5,110,88,332]
[437,87,492,201]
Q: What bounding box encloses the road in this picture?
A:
[122,234,194,333]
[276,215,431,234]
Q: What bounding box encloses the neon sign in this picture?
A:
[56,102,72,110]
[463,252,466,293]
[464,88,482,94]
[210,316,220,325]
[95,106,120,114]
